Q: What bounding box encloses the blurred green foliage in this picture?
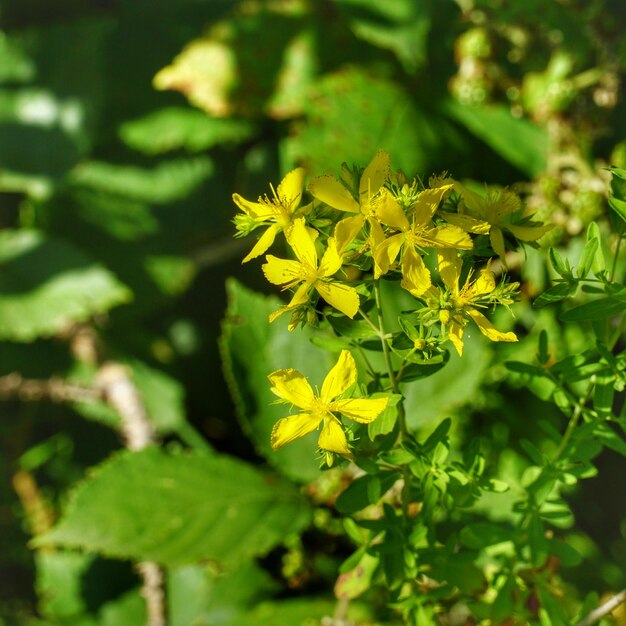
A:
[1,0,625,625]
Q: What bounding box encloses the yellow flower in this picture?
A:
[372,184,472,296]
[269,350,388,458]
[428,249,518,356]
[262,217,360,327]
[440,183,551,264]
[307,150,390,253]
[233,167,308,263]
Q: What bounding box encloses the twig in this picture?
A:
[575,588,626,626]
[97,363,154,451]
[97,362,166,626]
[0,373,101,404]
[137,562,167,626]
[12,471,55,537]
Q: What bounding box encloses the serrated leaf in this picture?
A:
[119,107,255,154]
[70,157,213,204]
[36,447,310,568]
[443,100,547,176]
[283,67,442,175]
[169,562,277,626]
[0,230,131,341]
[337,0,431,72]
[220,279,333,482]
[403,333,488,429]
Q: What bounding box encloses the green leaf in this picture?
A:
[533,282,577,308]
[169,562,277,626]
[560,298,626,322]
[0,36,35,84]
[242,598,364,626]
[35,551,96,622]
[403,333,489,429]
[368,393,400,439]
[337,0,431,72]
[99,589,145,626]
[593,422,626,457]
[283,67,443,175]
[220,279,334,482]
[334,552,379,600]
[336,472,398,514]
[609,195,626,224]
[460,522,513,549]
[442,100,548,176]
[119,107,255,154]
[576,237,598,279]
[36,447,311,568]
[394,351,450,381]
[70,157,213,204]
[505,361,547,377]
[586,222,606,277]
[549,248,572,278]
[0,230,131,341]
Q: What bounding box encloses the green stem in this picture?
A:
[610,234,623,283]
[552,378,595,463]
[373,280,412,517]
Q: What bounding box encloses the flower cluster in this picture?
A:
[233,151,543,352]
[233,151,546,459]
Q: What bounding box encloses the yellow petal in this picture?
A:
[430,224,473,250]
[438,249,461,294]
[287,281,312,307]
[268,368,315,408]
[315,280,360,318]
[373,233,404,278]
[467,309,518,343]
[277,167,305,210]
[268,304,290,324]
[287,217,317,268]
[360,150,390,202]
[334,214,365,254]
[320,349,357,402]
[318,417,350,455]
[308,175,360,213]
[333,397,388,423]
[489,227,506,261]
[243,223,282,263]
[271,412,322,450]
[468,266,496,298]
[262,255,303,286]
[412,185,453,223]
[401,246,432,296]
[318,237,343,277]
[490,189,521,219]
[438,211,491,235]
[448,320,464,357]
[455,183,488,220]
[374,190,409,229]
[506,223,553,241]
[232,193,274,221]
